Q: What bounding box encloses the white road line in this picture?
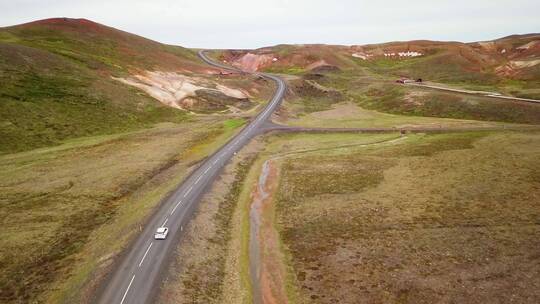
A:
[162,218,169,227]
[120,274,136,304]
[195,175,202,184]
[204,167,211,174]
[170,200,182,215]
[213,159,218,165]
[184,186,193,198]
[138,243,153,267]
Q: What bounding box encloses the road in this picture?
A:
[261,122,540,134]
[96,50,286,304]
[405,82,540,104]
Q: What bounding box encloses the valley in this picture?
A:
[0,16,539,304]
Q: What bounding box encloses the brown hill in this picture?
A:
[221,34,540,83]
[0,17,211,74]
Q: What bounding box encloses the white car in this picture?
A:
[154,227,169,240]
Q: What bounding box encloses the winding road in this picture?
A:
[96,51,286,304]
[93,51,540,304]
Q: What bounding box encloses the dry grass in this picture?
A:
[270,131,540,303]
[0,118,244,303]
[277,71,540,128]
[280,100,522,130]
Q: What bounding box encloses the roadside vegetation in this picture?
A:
[162,129,540,304]
[158,138,264,304]
[249,131,540,303]
[0,118,245,303]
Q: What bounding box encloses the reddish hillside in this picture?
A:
[221,34,540,82]
[1,18,212,74]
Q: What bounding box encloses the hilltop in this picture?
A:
[0,18,206,73]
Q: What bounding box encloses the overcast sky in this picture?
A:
[1,0,539,49]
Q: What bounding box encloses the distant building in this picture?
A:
[385,51,423,57]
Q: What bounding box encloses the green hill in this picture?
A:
[0,18,208,153]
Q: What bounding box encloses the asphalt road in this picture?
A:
[96,50,286,304]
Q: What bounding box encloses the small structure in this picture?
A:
[395,77,415,84]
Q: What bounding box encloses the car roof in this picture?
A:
[156,227,167,233]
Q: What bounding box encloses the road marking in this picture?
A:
[184,186,193,198]
[120,274,136,304]
[195,175,202,184]
[162,218,169,227]
[204,167,211,174]
[138,243,153,267]
[170,200,182,215]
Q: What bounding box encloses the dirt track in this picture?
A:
[261,122,540,134]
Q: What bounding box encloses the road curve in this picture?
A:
[95,50,286,304]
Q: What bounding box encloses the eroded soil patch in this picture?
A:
[249,160,289,304]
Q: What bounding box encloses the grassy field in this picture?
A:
[353,51,499,86]
[0,18,201,74]
[0,118,245,303]
[351,50,540,99]
[258,131,540,303]
[356,83,540,124]
[196,133,407,303]
[278,70,540,127]
[155,127,540,304]
[282,101,518,129]
[0,39,192,154]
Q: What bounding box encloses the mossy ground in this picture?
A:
[266,131,540,303]
[280,70,540,127]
